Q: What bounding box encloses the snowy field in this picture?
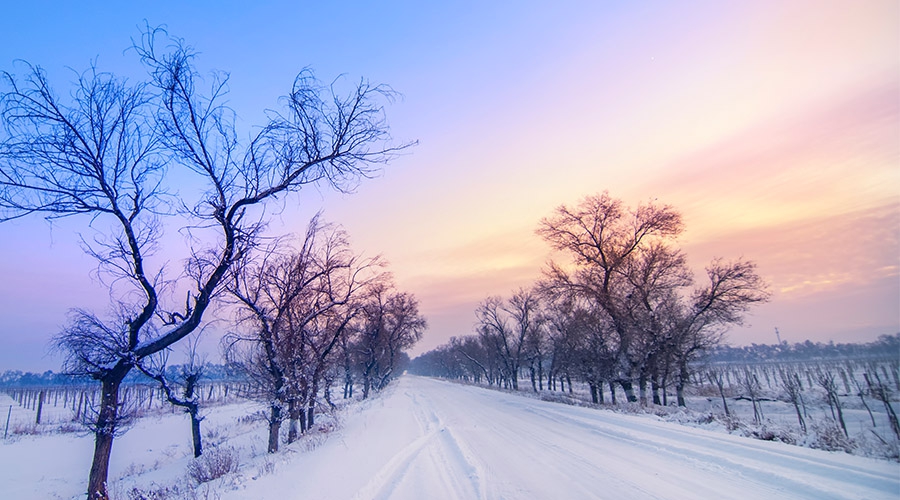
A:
[1,376,898,499]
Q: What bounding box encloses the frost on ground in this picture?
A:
[2,377,898,499]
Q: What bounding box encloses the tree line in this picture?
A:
[0,26,412,499]
[411,192,769,407]
[704,334,900,363]
[222,215,425,453]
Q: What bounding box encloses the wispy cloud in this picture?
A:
[645,78,899,239]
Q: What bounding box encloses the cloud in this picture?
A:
[685,202,898,293]
[684,202,899,345]
[644,78,900,238]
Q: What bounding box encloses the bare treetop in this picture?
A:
[537,191,683,270]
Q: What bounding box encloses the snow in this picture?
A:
[2,377,898,499]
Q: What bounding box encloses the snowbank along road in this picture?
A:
[224,376,899,500]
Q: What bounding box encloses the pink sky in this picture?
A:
[0,1,897,369]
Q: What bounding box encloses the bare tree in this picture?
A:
[225,216,383,452]
[475,296,521,390]
[136,335,207,457]
[355,281,427,398]
[668,259,769,406]
[456,335,496,385]
[538,192,684,402]
[815,367,848,437]
[864,370,900,440]
[537,193,767,405]
[706,368,730,416]
[778,366,806,433]
[0,27,407,499]
[620,241,693,404]
[741,368,764,424]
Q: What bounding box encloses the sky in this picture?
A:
[0,1,897,371]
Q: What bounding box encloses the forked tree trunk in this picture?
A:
[344,379,353,399]
[87,368,128,500]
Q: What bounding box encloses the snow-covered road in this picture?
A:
[225,376,899,500]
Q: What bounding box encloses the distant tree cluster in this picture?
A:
[0,370,91,387]
[0,363,248,389]
[704,334,900,363]
[410,192,769,407]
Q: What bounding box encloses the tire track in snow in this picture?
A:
[351,389,485,500]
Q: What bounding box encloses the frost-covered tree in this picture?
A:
[355,282,427,398]
[538,192,767,403]
[225,216,383,452]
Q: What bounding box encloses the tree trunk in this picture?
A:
[791,399,806,433]
[307,380,318,429]
[833,394,848,437]
[718,385,729,416]
[662,374,669,406]
[620,380,638,403]
[638,372,648,405]
[676,363,690,407]
[609,381,617,404]
[676,382,686,407]
[537,361,544,391]
[589,383,598,404]
[362,361,374,399]
[267,405,282,453]
[87,370,127,500]
[189,407,203,458]
[287,399,301,444]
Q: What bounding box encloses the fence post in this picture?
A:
[35,390,45,425]
[4,405,10,439]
